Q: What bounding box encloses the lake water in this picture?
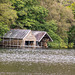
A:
[0,49,75,75]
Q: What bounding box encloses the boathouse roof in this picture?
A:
[32,31,53,42]
[1,29,53,42]
[3,29,31,39]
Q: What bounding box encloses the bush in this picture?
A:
[48,42,67,49]
[48,42,60,48]
[47,29,68,49]
[68,43,74,48]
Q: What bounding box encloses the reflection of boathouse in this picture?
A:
[0,29,53,48]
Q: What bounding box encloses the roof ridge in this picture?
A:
[3,29,31,39]
[32,30,46,32]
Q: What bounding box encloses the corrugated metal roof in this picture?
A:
[32,31,53,42]
[3,29,31,39]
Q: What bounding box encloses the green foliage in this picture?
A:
[0,2,17,25]
[48,42,67,49]
[70,2,75,18]
[0,22,9,36]
[47,29,67,48]
[30,20,57,32]
[11,0,48,28]
[68,26,75,44]
[39,0,74,43]
[0,0,17,41]
[48,30,62,43]
[68,43,74,48]
[28,6,48,23]
[0,0,9,3]
[46,20,57,32]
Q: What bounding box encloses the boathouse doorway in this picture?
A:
[25,41,34,46]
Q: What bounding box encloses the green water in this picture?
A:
[0,49,75,75]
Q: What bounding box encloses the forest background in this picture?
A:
[0,0,75,48]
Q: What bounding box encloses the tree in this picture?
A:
[0,0,17,25]
[68,26,75,44]
[39,0,74,43]
[10,0,48,28]
[70,2,75,18]
[0,22,9,41]
[0,0,17,41]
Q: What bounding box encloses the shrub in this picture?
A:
[68,43,74,48]
[48,42,67,49]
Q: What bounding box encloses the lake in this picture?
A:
[0,49,75,75]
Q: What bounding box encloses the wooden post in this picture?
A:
[3,36,4,48]
[17,39,19,49]
[13,39,14,48]
[21,40,24,48]
[34,41,36,49]
[10,38,11,48]
[8,40,9,49]
[8,40,9,48]
[7,40,8,48]
[41,42,42,47]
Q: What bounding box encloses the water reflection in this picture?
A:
[0,49,75,64]
[0,49,75,75]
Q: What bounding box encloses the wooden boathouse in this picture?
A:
[0,29,53,48]
[32,31,53,48]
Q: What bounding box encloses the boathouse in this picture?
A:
[32,31,53,48]
[0,29,53,48]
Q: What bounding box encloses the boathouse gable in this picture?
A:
[22,31,36,47]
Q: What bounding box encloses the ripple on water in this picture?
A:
[0,49,75,64]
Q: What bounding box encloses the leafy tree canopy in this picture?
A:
[11,0,48,28]
[0,0,17,25]
[39,0,74,42]
[0,22,9,36]
[0,0,17,39]
[68,26,75,44]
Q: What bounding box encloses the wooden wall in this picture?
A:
[0,39,23,48]
[0,31,36,48]
[22,31,36,47]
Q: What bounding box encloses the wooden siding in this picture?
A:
[22,31,36,47]
[0,31,36,48]
[0,39,22,47]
